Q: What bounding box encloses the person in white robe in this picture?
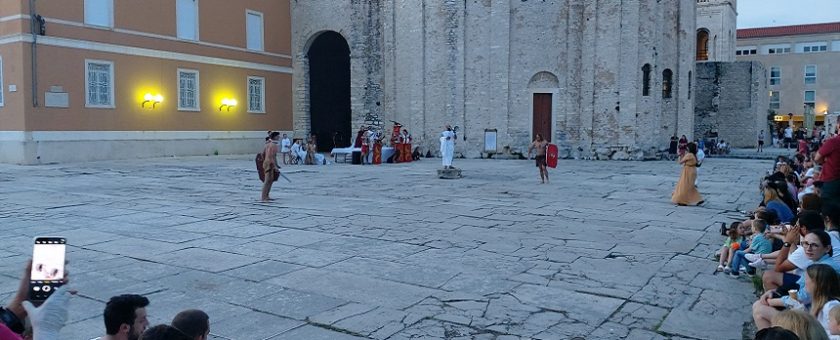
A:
[440,125,456,169]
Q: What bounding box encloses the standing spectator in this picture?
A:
[815,116,840,208]
[759,130,766,153]
[799,138,809,156]
[101,294,150,340]
[678,135,688,157]
[171,309,210,340]
[785,125,795,149]
[280,134,291,165]
[668,135,679,160]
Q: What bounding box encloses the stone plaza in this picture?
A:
[0,156,767,339]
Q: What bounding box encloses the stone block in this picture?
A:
[437,168,462,179]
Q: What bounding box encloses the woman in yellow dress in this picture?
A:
[672,142,705,206]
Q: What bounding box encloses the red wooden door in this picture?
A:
[533,93,552,142]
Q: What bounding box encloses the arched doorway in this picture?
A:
[308,31,351,152]
[696,29,710,61]
[528,72,559,143]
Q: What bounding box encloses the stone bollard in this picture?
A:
[437,168,462,179]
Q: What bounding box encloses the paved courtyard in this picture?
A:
[0,156,767,339]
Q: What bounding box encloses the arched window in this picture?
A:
[642,64,651,96]
[688,71,692,99]
[696,29,709,61]
[662,69,673,99]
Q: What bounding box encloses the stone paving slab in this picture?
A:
[0,156,770,339]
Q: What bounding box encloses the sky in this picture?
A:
[738,0,840,28]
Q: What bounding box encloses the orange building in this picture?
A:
[0,0,292,164]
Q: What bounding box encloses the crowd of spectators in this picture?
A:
[717,117,840,339]
[0,261,210,339]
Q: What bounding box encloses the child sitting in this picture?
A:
[717,223,745,273]
[827,305,840,338]
[729,219,773,278]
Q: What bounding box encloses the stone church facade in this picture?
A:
[292,0,697,160]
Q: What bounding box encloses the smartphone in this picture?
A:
[29,237,66,301]
[769,225,783,233]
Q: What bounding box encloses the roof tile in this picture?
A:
[737,22,840,39]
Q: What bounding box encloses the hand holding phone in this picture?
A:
[29,237,66,301]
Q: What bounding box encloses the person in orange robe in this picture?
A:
[672,142,705,206]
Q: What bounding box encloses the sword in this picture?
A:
[279,172,292,183]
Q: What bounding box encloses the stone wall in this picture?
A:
[694,61,768,148]
[292,0,696,160]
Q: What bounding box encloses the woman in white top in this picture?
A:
[805,263,840,339]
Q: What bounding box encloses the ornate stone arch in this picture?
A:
[528,71,560,89]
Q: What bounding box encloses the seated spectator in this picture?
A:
[101,294,150,340]
[753,230,840,329]
[171,309,210,340]
[748,198,824,270]
[1,260,74,340]
[754,326,800,340]
[800,193,822,213]
[827,305,840,337]
[140,325,190,340]
[823,204,840,264]
[785,174,800,205]
[803,264,840,339]
[759,211,826,292]
[730,219,773,277]
[771,310,828,340]
[764,182,796,224]
[718,223,745,272]
[799,168,822,202]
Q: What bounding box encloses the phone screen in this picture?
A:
[30,237,66,300]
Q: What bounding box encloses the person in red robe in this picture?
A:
[401,129,412,163]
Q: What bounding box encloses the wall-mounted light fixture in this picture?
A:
[142,93,163,108]
[220,98,237,111]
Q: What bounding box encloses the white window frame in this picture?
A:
[769,66,781,86]
[84,59,115,109]
[0,56,4,107]
[176,0,199,41]
[769,91,780,110]
[84,0,114,28]
[177,69,200,111]
[245,10,264,51]
[804,65,817,85]
[800,42,829,53]
[804,90,816,109]
[247,76,265,113]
